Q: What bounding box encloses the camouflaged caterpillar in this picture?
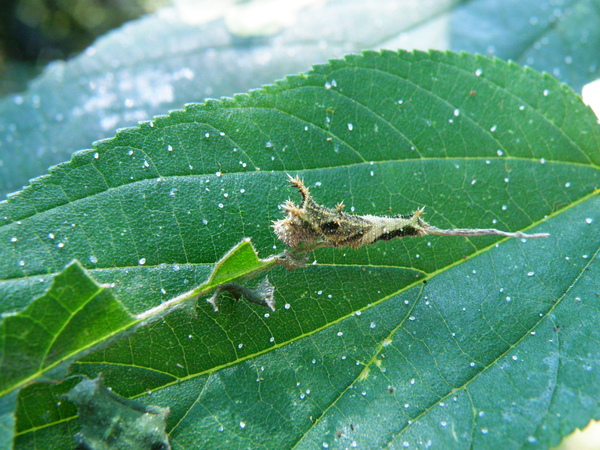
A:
[273,175,549,248]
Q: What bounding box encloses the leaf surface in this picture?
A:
[1,50,599,448]
[0,262,135,396]
[0,262,134,448]
[0,240,273,448]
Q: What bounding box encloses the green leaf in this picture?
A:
[0,261,135,395]
[2,50,600,448]
[204,238,275,288]
[4,0,595,200]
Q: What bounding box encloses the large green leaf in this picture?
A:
[1,50,599,448]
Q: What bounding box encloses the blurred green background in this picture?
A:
[0,0,169,95]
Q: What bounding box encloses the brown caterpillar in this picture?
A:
[273,176,548,249]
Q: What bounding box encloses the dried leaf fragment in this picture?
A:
[207,277,275,312]
[65,375,170,450]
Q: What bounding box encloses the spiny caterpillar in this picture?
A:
[273,175,549,248]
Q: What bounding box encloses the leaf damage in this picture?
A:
[65,375,170,450]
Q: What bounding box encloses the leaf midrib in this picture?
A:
[1,156,594,229]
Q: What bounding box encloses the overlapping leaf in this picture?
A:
[451,0,600,91]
